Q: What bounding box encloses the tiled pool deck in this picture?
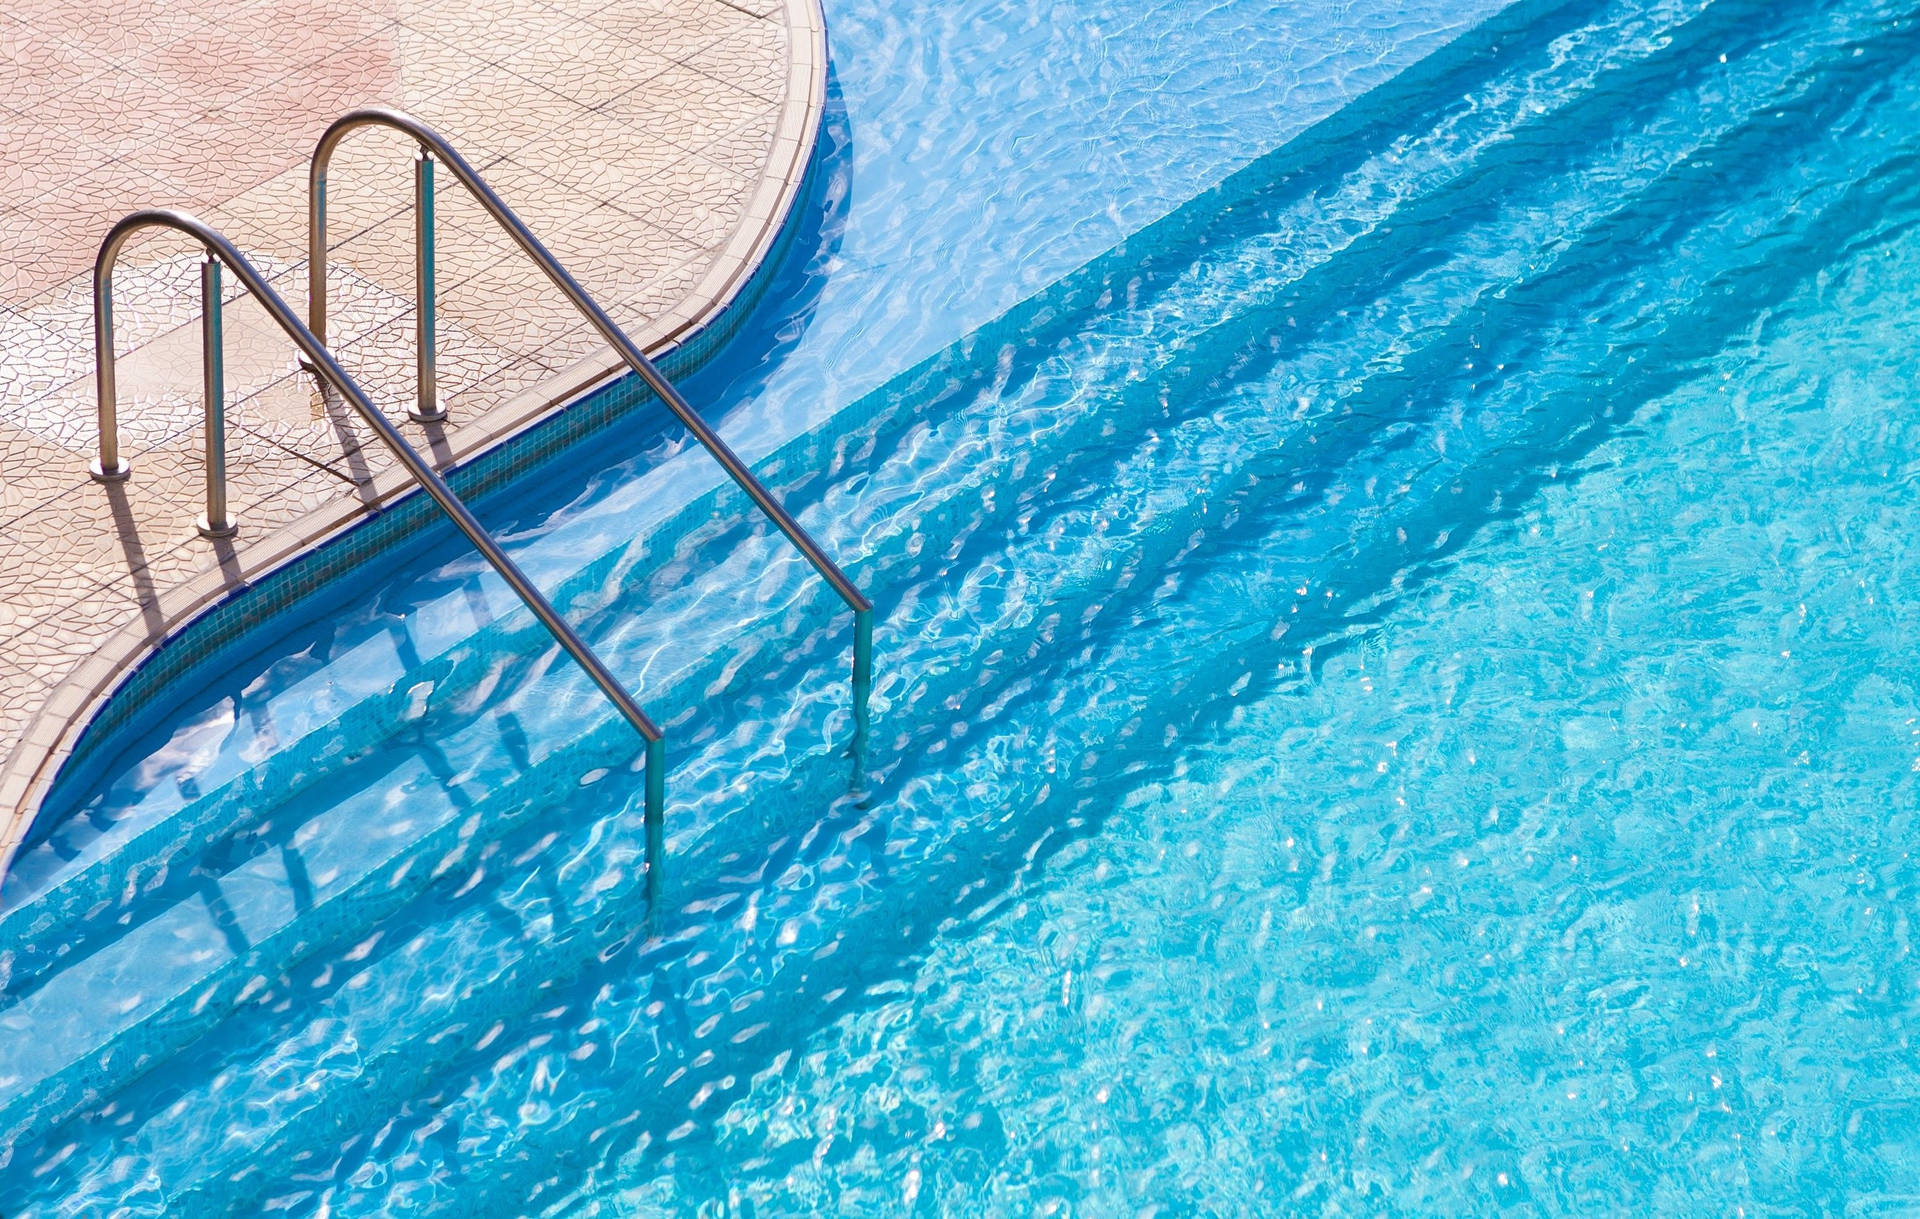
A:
[0,0,823,859]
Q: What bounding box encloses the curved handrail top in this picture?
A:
[308,107,874,619]
[94,207,665,746]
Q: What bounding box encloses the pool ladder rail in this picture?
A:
[86,109,874,891]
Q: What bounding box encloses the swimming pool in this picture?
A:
[6,0,1920,1211]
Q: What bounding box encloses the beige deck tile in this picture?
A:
[33,0,217,69]
[334,310,528,420]
[23,71,200,163]
[692,110,779,177]
[0,219,91,301]
[9,374,194,457]
[524,202,704,303]
[2,431,343,592]
[609,254,709,330]
[421,186,533,292]
[497,24,679,110]
[502,122,692,217]
[231,368,376,474]
[681,19,790,103]
[412,64,602,164]
[0,421,87,529]
[0,111,120,201]
[0,13,106,117]
[312,125,428,239]
[578,0,763,63]
[201,167,317,263]
[4,590,165,685]
[0,305,91,407]
[600,64,774,155]
[604,152,755,247]
[417,353,563,422]
[385,23,495,100]
[0,657,51,771]
[34,249,208,359]
[397,0,581,62]
[440,152,612,236]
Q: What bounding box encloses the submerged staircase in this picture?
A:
[4,0,1919,1211]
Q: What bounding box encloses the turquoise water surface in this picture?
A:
[6,0,1920,1213]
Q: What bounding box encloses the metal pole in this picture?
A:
[198,254,235,539]
[412,150,442,423]
[643,736,665,903]
[91,263,128,482]
[309,163,328,345]
[852,607,873,748]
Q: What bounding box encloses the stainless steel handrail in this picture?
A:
[308,107,874,737]
[88,209,668,872]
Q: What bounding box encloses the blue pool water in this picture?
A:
[7,0,1920,1212]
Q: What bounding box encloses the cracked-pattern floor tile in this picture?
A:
[504,25,679,110]
[202,167,315,262]
[0,112,119,201]
[445,153,610,237]
[0,14,106,115]
[600,63,773,155]
[0,420,87,529]
[692,107,778,177]
[415,187,526,293]
[582,0,762,63]
[610,252,707,330]
[535,202,704,305]
[403,0,582,60]
[3,583,163,680]
[0,655,53,758]
[603,150,753,247]
[410,351,566,424]
[232,368,380,475]
[0,218,92,300]
[32,250,205,361]
[27,66,201,154]
[324,210,430,304]
[437,259,599,360]
[503,125,691,220]
[10,370,198,456]
[0,515,150,638]
[681,17,788,103]
[50,6,215,71]
[0,305,91,411]
[413,64,601,164]
[717,0,781,20]
[331,310,523,427]
[303,262,418,351]
[381,22,491,101]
